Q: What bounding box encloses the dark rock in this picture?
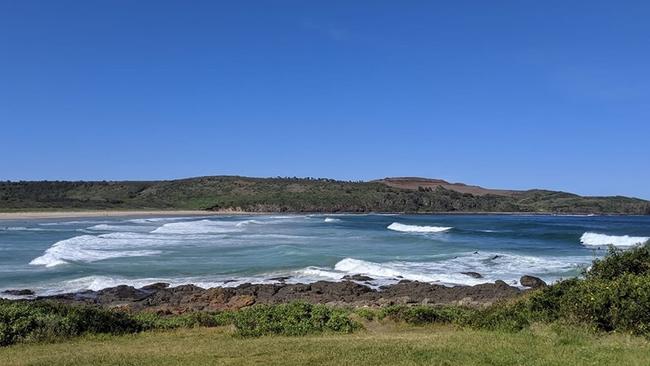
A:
[140,282,169,291]
[461,272,483,279]
[520,275,547,289]
[269,276,291,282]
[32,277,525,311]
[2,289,34,296]
[227,295,255,309]
[97,285,151,303]
[343,274,374,281]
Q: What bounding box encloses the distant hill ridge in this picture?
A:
[0,176,648,214]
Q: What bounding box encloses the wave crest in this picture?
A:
[387,222,452,233]
[151,219,243,234]
[580,232,649,247]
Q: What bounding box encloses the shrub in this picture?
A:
[232,302,359,337]
[213,311,237,326]
[353,308,375,321]
[134,311,226,331]
[465,301,531,332]
[587,244,650,281]
[378,305,475,325]
[524,278,582,323]
[0,300,141,346]
[561,274,650,335]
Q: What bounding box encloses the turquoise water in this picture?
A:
[1,214,649,297]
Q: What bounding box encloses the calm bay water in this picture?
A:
[1,214,649,297]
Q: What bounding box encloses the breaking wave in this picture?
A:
[22,251,592,294]
[151,219,244,234]
[387,222,452,233]
[580,232,649,247]
[150,217,301,234]
[86,224,152,232]
[295,253,590,287]
[29,234,165,267]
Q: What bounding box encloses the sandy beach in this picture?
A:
[0,210,255,220]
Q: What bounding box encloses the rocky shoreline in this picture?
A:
[4,276,547,314]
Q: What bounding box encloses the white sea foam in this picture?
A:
[20,274,283,297]
[387,222,452,233]
[295,267,343,280]
[17,250,593,296]
[128,217,200,224]
[580,232,649,247]
[240,234,316,240]
[235,219,269,226]
[29,234,165,267]
[308,253,591,286]
[324,217,341,223]
[151,219,244,234]
[86,224,152,232]
[2,226,50,232]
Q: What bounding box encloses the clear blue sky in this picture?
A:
[1,1,649,199]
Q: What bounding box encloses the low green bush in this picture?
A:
[0,300,360,346]
[522,278,582,323]
[232,302,360,337]
[561,273,650,335]
[378,305,476,326]
[0,300,140,346]
[465,301,531,332]
[353,307,375,321]
[133,311,226,330]
[587,245,650,281]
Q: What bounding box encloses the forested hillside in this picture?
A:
[0,176,648,214]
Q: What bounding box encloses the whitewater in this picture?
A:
[1,214,649,297]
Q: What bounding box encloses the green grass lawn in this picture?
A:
[2,324,649,366]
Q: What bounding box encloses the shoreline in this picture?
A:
[0,210,262,220]
[0,209,634,220]
[3,278,534,310]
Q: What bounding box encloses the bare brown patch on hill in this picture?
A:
[376,177,520,197]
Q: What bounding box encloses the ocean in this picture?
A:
[1,214,649,298]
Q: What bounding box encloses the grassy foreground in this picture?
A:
[2,324,650,366]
